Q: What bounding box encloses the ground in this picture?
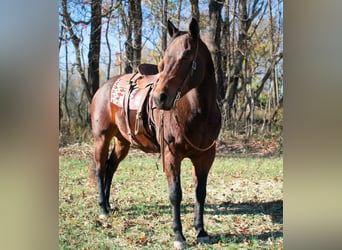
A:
[59,136,283,249]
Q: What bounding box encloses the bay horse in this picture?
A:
[90,18,221,249]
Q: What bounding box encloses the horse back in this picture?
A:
[90,76,120,137]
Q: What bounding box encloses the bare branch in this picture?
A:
[255,52,283,99]
[61,0,92,102]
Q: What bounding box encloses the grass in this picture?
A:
[59,145,282,249]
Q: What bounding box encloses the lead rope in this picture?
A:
[173,107,216,152]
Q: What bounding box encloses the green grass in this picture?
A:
[59,146,282,249]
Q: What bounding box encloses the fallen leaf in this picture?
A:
[139,232,146,240]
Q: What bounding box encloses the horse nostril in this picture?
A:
[159,92,168,103]
[154,92,169,109]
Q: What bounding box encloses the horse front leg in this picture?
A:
[164,151,186,249]
[193,174,210,242]
[190,147,216,243]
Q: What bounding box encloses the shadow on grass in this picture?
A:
[207,199,283,224]
[117,199,282,224]
[114,199,283,244]
[206,200,283,244]
[207,230,283,245]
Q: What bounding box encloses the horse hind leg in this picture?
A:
[103,137,130,212]
[93,135,111,218]
[104,151,116,212]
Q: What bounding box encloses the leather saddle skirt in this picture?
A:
[109,65,159,149]
[110,64,159,110]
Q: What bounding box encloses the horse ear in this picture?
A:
[167,20,179,38]
[189,18,199,39]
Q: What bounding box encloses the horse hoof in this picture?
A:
[197,235,210,243]
[174,240,186,249]
[99,213,108,219]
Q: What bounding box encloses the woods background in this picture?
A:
[59,0,283,145]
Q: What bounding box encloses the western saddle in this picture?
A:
[117,64,159,149]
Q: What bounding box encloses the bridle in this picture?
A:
[172,38,199,108]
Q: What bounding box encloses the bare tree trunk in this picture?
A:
[88,0,102,97]
[267,0,276,108]
[176,0,183,28]
[245,57,254,136]
[130,0,142,71]
[224,0,264,120]
[209,0,224,101]
[104,0,115,80]
[189,0,200,22]
[59,25,64,130]
[228,0,237,82]
[118,23,123,75]
[105,1,113,80]
[262,83,273,133]
[225,0,237,121]
[267,96,283,129]
[59,25,64,50]
[77,89,86,126]
[64,32,70,128]
[224,0,249,118]
[61,0,92,102]
[119,1,133,73]
[161,0,168,51]
[254,53,283,99]
[59,92,62,131]
[221,0,230,95]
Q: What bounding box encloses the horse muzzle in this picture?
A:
[153,91,175,110]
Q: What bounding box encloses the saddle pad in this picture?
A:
[110,78,143,110]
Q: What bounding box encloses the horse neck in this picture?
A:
[190,44,217,112]
[175,68,216,125]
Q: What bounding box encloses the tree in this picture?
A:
[130,0,142,70]
[224,0,250,118]
[189,0,200,21]
[118,1,133,73]
[104,0,114,80]
[61,0,92,102]
[176,0,183,28]
[119,0,142,73]
[161,0,168,51]
[209,0,224,101]
[88,0,102,97]
[223,0,265,118]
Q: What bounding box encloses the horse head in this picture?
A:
[153,18,201,110]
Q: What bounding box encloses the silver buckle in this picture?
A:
[173,91,181,107]
[192,61,197,70]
